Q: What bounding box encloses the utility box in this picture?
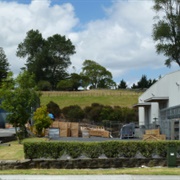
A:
[167,145,177,167]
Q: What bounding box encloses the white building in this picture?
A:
[134,70,180,140]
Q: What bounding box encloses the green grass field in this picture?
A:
[1,168,180,175]
[40,89,141,108]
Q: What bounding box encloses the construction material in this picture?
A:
[143,128,166,141]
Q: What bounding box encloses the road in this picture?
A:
[0,175,180,180]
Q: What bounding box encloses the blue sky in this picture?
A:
[0,0,179,87]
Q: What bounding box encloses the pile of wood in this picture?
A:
[143,129,166,141]
[81,126,110,138]
[51,121,110,138]
[51,121,79,137]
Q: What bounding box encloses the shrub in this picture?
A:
[62,105,84,122]
[24,141,180,160]
[47,101,61,119]
[83,142,103,158]
[101,141,121,158]
[33,106,52,136]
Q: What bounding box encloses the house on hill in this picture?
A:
[134,70,180,140]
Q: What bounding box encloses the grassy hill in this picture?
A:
[40,89,142,109]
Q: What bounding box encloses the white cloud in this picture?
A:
[69,0,162,79]
[0,0,78,76]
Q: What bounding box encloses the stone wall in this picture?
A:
[0,158,177,170]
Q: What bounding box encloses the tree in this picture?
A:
[0,47,9,86]
[118,79,127,89]
[70,73,82,90]
[131,75,157,89]
[33,106,52,136]
[16,29,76,89]
[0,71,40,143]
[152,0,180,67]
[81,60,115,89]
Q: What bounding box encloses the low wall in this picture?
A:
[0,158,177,170]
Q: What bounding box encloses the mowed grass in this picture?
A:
[0,138,48,160]
[40,89,141,108]
[1,167,180,175]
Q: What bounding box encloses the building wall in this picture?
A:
[137,70,180,139]
[139,70,180,106]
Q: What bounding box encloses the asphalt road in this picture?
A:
[0,175,180,180]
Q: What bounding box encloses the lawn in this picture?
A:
[40,89,141,108]
[0,138,48,160]
[0,167,180,175]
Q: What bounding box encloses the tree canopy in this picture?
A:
[16,29,76,89]
[118,79,127,89]
[81,60,115,89]
[131,75,157,89]
[0,70,40,143]
[152,0,180,67]
[0,47,9,87]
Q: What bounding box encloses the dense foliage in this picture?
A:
[33,106,52,136]
[46,101,61,119]
[60,103,138,125]
[16,29,75,90]
[131,75,157,89]
[153,0,180,67]
[81,60,116,89]
[83,103,138,123]
[62,105,85,122]
[0,47,9,87]
[0,71,40,143]
[24,140,179,159]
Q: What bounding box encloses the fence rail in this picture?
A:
[42,90,142,97]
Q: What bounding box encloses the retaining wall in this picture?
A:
[0,158,177,169]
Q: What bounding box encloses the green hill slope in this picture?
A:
[40,89,141,108]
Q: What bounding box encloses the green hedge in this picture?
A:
[24,141,180,159]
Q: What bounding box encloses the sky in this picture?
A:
[0,0,179,87]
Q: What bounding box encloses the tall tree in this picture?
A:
[118,79,127,89]
[0,47,9,86]
[153,0,180,67]
[16,29,75,89]
[81,60,115,89]
[131,75,157,89]
[0,71,40,143]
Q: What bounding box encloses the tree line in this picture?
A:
[0,29,157,91]
[1,1,180,90]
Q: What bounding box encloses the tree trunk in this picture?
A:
[14,126,21,144]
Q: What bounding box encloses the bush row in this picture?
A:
[47,101,138,123]
[24,140,180,159]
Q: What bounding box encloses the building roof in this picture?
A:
[144,97,169,102]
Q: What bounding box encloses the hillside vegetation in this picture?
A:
[40,89,141,109]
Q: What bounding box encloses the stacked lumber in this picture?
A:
[80,126,110,138]
[70,122,79,137]
[51,121,79,137]
[59,122,71,137]
[143,129,166,141]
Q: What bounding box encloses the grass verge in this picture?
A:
[0,168,180,175]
